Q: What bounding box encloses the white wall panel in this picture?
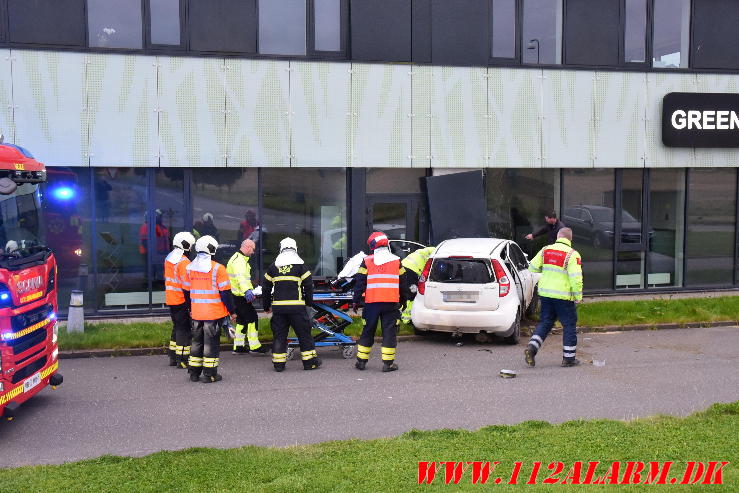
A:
[290,61,350,167]
[429,66,487,168]
[0,51,14,142]
[541,70,593,168]
[351,63,412,168]
[158,57,226,167]
[12,50,87,166]
[488,67,542,167]
[225,59,290,167]
[693,74,739,168]
[645,73,696,168]
[411,66,432,168]
[87,54,158,167]
[593,72,648,168]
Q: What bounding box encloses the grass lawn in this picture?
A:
[1,402,736,491]
[58,296,739,351]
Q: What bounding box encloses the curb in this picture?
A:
[58,322,736,360]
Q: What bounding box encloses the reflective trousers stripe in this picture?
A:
[168,340,177,351]
[188,356,204,367]
[203,357,220,368]
[272,300,305,306]
[381,346,396,361]
[301,350,317,360]
[175,345,191,356]
[273,353,287,363]
[357,344,371,360]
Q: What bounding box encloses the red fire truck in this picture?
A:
[0,139,62,420]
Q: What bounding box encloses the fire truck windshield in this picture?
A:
[0,182,46,259]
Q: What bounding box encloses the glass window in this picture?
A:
[88,0,143,49]
[150,0,181,45]
[522,0,562,64]
[191,168,259,274]
[485,169,557,256]
[686,169,736,286]
[42,168,93,315]
[367,169,426,194]
[94,168,148,311]
[7,0,86,46]
[652,0,690,68]
[648,169,685,288]
[562,169,614,291]
[315,0,341,52]
[491,0,516,59]
[624,0,647,63]
[259,0,306,56]
[262,168,346,277]
[151,169,186,306]
[189,0,257,53]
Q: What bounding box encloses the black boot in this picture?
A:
[303,357,322,370]
[273,362,286,372]
[189,370,201,382]
[232,346,249,354]
[355,358,367,370]
[200,373,223,383]
[177,358,188,370]
[561,358,581,367]
[382,361,399,372]
[251,345,270,354]
[524,344,537,367]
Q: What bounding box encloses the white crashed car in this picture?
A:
[411,238,540,344]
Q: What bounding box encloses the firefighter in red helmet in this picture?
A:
[352,232,411,372]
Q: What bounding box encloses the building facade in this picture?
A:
[0,0,737,315]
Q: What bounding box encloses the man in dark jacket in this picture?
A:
[525,211,566,244]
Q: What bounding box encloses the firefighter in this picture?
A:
[165,231,195,368]
[182,235,234,383]
[226,239,268,354]
[524,227,583,368]
[352,232,411,372]
[399,246,435,323]
[262,237,320,372]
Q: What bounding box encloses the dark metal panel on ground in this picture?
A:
[349,0,411,62]
[424,170,488,243]
[563,0,620,66]
[430,0,489,66]
[188,0,257,53]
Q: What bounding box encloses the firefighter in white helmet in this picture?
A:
[181,235,234,383]
[164,231,196,368]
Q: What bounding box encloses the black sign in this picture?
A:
[662,92,739,148]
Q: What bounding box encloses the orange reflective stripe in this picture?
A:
[365,256,400,303]
[189,260,228,320]
[165,257,190,306]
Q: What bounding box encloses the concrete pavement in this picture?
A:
[1,326,737,468]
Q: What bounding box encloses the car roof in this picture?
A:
[433,238,508,258]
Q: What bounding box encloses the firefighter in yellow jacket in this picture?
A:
[524,227,583,368]
[400,246,435,323]
[352,232,411,372]
[226,239,268,354]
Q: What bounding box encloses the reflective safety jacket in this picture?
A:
[401,246,435,275]
[183,260,231,321]
[164,253,190,306]
[226,251,254,297]
[529,238,583,302]
[262,263,313,311]
[354,255,411,304]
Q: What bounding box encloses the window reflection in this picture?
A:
[315,0,341,52]
[259,0,307,55]
[624,0,647,63]
[522,0,562,65]
[150,0,181,45]
[151,169,185,305]
[88,0,143,49]
[652,0,690,68]
[491,0,517,59]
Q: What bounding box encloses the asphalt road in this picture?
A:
[2,326,738,468]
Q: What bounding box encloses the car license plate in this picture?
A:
[23,372,41,393]
[443,291,478,303]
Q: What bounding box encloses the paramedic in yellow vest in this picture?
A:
[524,227,583,368]
[227,239,268,354]
[352,232,411,372]
[164,231,195,368]
[182,235,234,383]
[399,246,435,323]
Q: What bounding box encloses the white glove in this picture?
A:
[252,286,263,296]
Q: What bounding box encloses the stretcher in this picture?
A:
[286,280,358,360]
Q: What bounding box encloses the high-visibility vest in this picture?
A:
[164,254,190,306]
[529,238,583,301]
[401,247,435,275]
[226,252,253,297]
[185,260,231,321]
[365,255,401,303]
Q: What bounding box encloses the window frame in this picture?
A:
[308,0,348,58]
[144,0,187,51]
[650,0,692,70]
[621,0,652,68]
[489,0,521,65]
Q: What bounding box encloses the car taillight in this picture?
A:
[491,259,510,297]
[417,259,433,295]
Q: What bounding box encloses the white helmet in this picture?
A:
[195,235,219,255]
[172,231,196,252]
[279,237,298,252]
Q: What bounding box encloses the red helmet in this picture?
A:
[367,231,389,250]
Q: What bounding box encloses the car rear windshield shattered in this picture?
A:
[429,259,493,284]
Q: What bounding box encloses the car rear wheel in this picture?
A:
[503,309,521,345]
